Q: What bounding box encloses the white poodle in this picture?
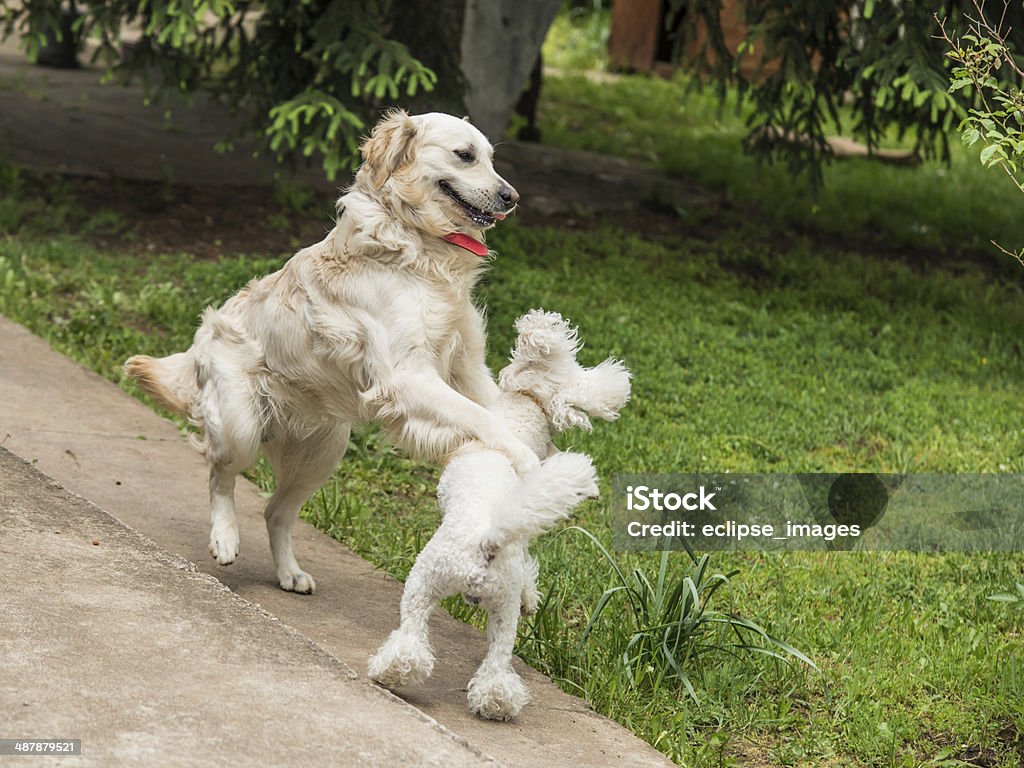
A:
[368,309,631,720]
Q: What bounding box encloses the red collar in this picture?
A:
[443,232,489,258]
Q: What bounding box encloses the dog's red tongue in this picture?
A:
[443,232,490,258]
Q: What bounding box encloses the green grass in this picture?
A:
[541,3,611,73]
[533,70,1024,261]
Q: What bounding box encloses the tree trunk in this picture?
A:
[387,0,560,140]
[460,0,561,140]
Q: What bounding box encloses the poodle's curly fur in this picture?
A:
[368,310,631,720]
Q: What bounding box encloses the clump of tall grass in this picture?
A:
[572,527,819,703]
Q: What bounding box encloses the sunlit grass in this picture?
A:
[537,71,1024,261]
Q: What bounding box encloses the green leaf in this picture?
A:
[979,143,1003,166]
[986,593,1020,602]
[961,126,981,146]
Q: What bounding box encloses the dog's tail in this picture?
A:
[487,451,598,546]
[124,349,198,416]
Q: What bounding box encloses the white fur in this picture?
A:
[125,110,532,593]
[369,310,631,720]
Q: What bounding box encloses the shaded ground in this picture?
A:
[0,40,706,249]
[15,173,330,259]
[17,168,705,259]
[14,169,1014,290]
[3,39,1018,284]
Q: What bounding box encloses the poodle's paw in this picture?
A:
[209,524,239,565]
[543,452,599,501]
[278,567,316,594]
[368,630,434,688]
[465,546,493,597]
[467,667,529,721]
[520,589,540,616]
[479,540,498,564]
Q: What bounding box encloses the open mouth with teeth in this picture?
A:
[439,180,506,228]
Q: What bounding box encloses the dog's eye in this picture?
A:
[453,149,475,163]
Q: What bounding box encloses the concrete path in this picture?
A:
[1,448,496,768]
[0,319,675,768]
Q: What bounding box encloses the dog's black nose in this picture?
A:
[498,185,519,209]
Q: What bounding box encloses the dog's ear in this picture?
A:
[511,309,579,366]
[501,310,632,433]
[499,309,579,397]
[360,109,417,188]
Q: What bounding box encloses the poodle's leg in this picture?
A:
[463,540,498,604]
[262,425,350,593]
[368,595,438,688]
[462,570,486,605]
[369,540,449,687]
[467,586,529,720]
[520,551,541,616]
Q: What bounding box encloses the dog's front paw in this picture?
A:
[278,568,316,594]
[507,443,541,477]
[209,525,240,565]
[467,668,529,721]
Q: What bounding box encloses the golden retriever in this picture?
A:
[125,110,535,594]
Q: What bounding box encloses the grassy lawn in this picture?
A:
[539,10,1024,261]
[3,48,1024,768]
